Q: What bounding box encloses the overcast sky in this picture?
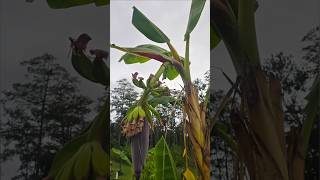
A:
[0,0,319,179]
[212,0,320,90]
[110,0,210,91]
[0,1,108,178]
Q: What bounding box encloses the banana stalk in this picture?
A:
[183,83,211,180]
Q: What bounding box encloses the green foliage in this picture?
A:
[71,49,109,86]
[48,102,109,179]
[163,63,180,80]
[112,148,132,166]
[185,0,207,39]
[48,133,88,177]
[46,0,108,9]
[148,96,176,107]
[153,136,178,180]
[132,7,170,43]
[71,52,98,83]
[119,44,169,64]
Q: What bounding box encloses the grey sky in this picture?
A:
[212,0,320,90]
[0,1,108,178]
[110,0,210,90]
[0,0,319,179]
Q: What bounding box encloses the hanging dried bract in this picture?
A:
[122,106,146,137]
[122,117,145,137]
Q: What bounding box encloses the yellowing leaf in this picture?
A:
[183,169,196,180]
[182,148,187,157]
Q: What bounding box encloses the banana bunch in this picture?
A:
[122,106,146,137]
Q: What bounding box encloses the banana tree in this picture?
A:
[211,0,319,179]
[120,63,176,179]
[111,0,210,179]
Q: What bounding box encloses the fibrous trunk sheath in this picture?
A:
[184,84,211,180]
[130,118,150,180]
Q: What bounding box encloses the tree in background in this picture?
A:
[0,54,92,179]
[109,78,138,147]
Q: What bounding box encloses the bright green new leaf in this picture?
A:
[120,53,150,64]
[185,0,206,38]
[163,63,180,80]
[47,0,108,9]
[111,148,132,165]
[154,136,178,180]
[132,7,170,43]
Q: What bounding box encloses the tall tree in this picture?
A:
[0,53,92,179]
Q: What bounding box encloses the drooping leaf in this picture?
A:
[93,58,109,86]
[71,52,98,83]
[116,44,172,64]
[154,136,178,180]
[46,0,108,9]
[48,133,88,177]
[132,7,170,43]
[111,148,132,165]
[185,0,207,38]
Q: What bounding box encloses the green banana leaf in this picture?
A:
[148,96,176,107]
[48,102,109,179]
[132,6,170,43]
[47,0,108,9]
[112,44,182,80]
[185,0,206,39]
[153,136,178,180]
[112,148,132,165]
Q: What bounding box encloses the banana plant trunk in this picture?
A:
[130,118,150,180]
[230,69,289,180]
[183,82,211,180]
